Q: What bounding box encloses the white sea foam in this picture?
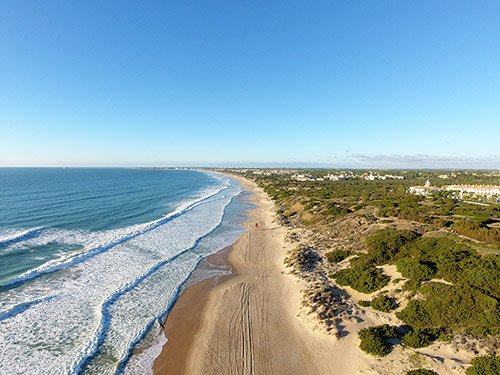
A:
[0,181,229,287]
[0,227,45,248]
[123,323,167,375]
[0,174,246,375]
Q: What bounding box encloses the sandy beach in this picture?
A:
[153,174,327,374]
[152,174,478,375]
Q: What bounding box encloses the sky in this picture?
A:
[0,1,499,168]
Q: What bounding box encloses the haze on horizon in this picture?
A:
[0,1,499,169]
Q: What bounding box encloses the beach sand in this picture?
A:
[153,175,329,374]
[152,246,235,375]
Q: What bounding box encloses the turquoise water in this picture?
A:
[0,168,219,283]
[0,168,249,375]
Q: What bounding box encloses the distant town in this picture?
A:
[215,168,500,205]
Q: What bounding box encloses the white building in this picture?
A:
[445,185,500,196]
[293,174,315,181]
[409,180,444,195]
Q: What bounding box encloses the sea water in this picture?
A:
[0,168,250,375]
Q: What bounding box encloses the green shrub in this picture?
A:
[454,219,500,246]
[322,203,351,218]
[353,203,367,211]
[365,228,419,265]
[359,333,391,357]
[397,258,435,281]
[349,255,360,265]
[438,331,452,342]
[333,265,389,294]
[402,279,421,292]
[397,284,500,334]
[358,324,401,357]
[326,250,351,263]
[370,295,396,312]
[406,370,436,375]
[466,356,500,375]
[402,329,436,348]
[358,300,369,307]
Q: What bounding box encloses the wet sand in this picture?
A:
[152,195,241,374]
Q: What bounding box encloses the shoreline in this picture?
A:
[152,173,250,374]
[152,173,318,374]
[152,245,237,374]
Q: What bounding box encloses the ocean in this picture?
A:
[0,168,249,375]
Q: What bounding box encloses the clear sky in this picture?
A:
[1,1,499,168]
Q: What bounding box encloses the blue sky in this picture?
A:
[1,1,499,168]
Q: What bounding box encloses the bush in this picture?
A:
[365,228,419,265]
[397,284,500,335]
[326,250,351,263]
[359,333,391,357]
[454,219,500,246]
[371,295,396,313]
[397,258,436,281]
[358,324,401,357]
[358,300,369,307]
[466,356,500,375]
[406,370,436,375]
[402,329,436,348]
[322,203,351,218]
[333,265,389,294]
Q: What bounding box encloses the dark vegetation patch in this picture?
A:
[359,228,500,335]
[401,328,443,348]
[331,265,388,294]
[358,324,402,356]
[406,370,436,375]
[466,355,500,375]
[326,249,351,263]
[370,295,397,313]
